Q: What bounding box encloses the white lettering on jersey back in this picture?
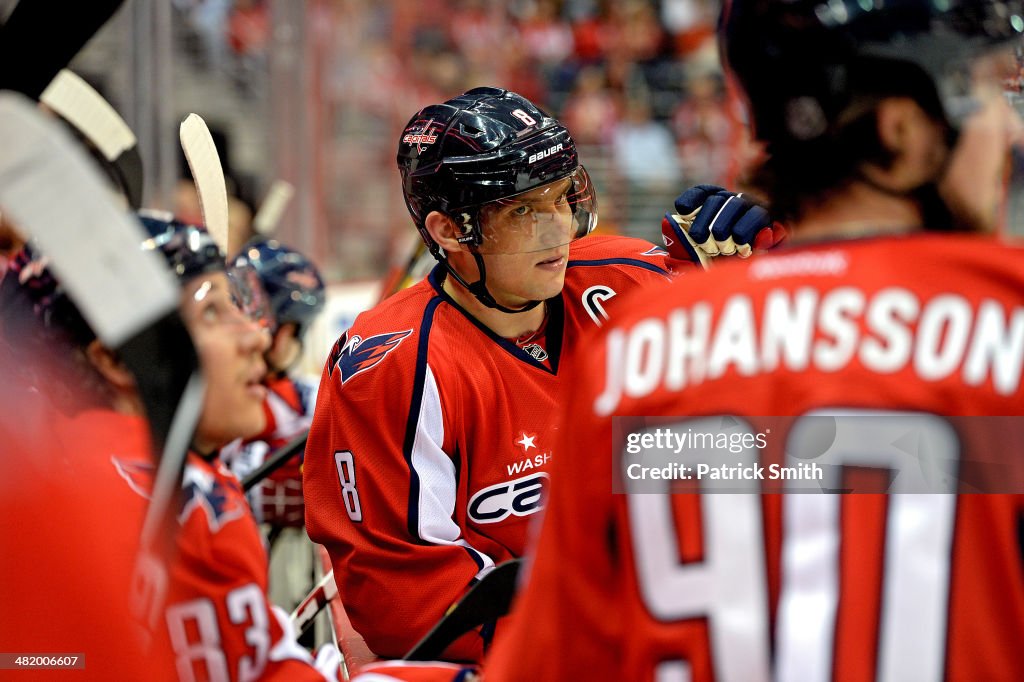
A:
[749,250,849,280]
[595,286,1024,415]
[707,296,758,380]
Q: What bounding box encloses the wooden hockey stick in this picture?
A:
[253,179,295,236]
[41,69,144,209]
[179,113,230,252]
[241,430,309,492]
[404,559,523,661]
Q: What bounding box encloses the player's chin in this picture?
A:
[230,387,268,439]
[235,406,267,442]
[532,270,567,300]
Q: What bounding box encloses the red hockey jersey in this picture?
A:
[118,452,332,681]
[304,235,676,661]
[488,233,1024,682]
[0,409,172,681]
[223,374,317,526]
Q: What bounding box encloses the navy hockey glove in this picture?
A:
[661,184,785,268]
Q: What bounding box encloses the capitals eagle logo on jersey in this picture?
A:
[179,465,245,532]
[111,457,154,499]
[328,329,413,384]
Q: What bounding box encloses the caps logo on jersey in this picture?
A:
[112,457,154,499]
[179,465,245,533]
[468,472,549,524]
[328,329,413,384]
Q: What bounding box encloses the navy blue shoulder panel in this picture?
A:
[566,257,669,276]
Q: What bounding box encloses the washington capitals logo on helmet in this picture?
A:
[328,329,413,384]
[179,464,245,533]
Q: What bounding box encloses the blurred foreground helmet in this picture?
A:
[232,238,325,338]
[3,210,229,348]
[721,0,1024,146]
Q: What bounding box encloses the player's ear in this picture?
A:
[864,97,947,193]
[424,211,468,253]
[268,322,301,373]
[84,338,137,391]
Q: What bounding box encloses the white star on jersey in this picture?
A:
[517,434,537,452]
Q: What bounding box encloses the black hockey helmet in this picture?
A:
[137,210,225,280]
[721,0,1024,146]
[397,87,597,312]
[232,238,325,338]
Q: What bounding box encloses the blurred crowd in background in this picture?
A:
[3,0,751,281]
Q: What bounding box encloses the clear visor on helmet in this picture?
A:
[227,261,274,331]
[472,167,597,255]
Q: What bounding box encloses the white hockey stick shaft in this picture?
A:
[253,179,295,236]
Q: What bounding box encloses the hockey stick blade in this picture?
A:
[404,559,522,661]
[179,113,230,253]
[41,69,144,209]
[242,430,309,492]
[0,92,176,346]
[291,570,339,637]
[0,0,126,100]
[252,179,294,235]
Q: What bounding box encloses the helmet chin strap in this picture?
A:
[451,250,543,314]
[427,241,543,314]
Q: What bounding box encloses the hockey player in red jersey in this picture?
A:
[303,87,776,663]
[2,212,340,681]
[1,246,172,680]
[136,216,339,681]
[487,1,1024,681]
[225,239,326,529]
